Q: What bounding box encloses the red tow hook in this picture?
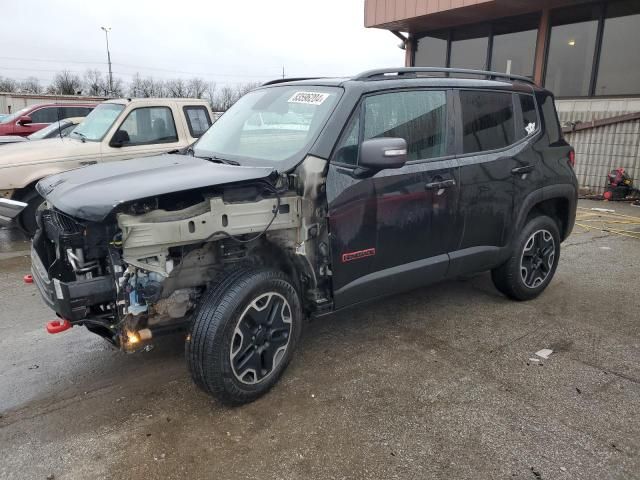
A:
[23,274,33,284]
[46,319,72,334]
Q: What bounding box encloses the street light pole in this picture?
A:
[100,26,113,96]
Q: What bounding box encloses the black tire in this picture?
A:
[186,268,302,405]
[16,189,44,237]
[491,215,561,301]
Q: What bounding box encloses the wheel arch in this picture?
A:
[515,184,577,243]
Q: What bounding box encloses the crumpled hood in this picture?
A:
[37,154,276,221]
[0,137,100,168]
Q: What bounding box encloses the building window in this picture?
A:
[414,32,448,68]
[450,25,489,71]
[545,5,601,97]
[595,1,640,96]
[490,14,539,77]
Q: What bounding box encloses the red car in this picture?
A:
[0,103,96,137]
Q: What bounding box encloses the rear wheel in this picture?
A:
[186,268,302,405]
[491,215,560,301]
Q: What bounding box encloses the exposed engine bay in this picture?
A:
[31,156,332,351]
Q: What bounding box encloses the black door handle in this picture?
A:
[425,179,456,190]
[511,165,535,175]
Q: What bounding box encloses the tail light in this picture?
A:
[568,150,576,168]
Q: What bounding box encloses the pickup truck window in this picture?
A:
[114,106,178,146]
[72,103,125,141]
[183,106,212,138]
[193,85,340,166]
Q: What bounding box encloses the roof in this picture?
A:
[104,97,211,105]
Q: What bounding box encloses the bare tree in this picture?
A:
[166,78,188,97]
[205,81,217,108]
[20,77,41,94]
[84,69,106,96]
[235,81,260,98]
[141,76,165,97]
[129,73,144,97]
[110,77,125,97]
[186,77,207,99]
[0,76,18,93]
[51,70,82,95]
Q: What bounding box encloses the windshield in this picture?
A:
[1,106,31,124]
[71,103,124,141]
[28,120,70,140]
[193,86,341,167]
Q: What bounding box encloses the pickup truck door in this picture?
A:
[101,105,184,163]
[328,89,460,309]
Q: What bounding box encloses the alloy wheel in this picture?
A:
[520,229,556,289]
[230,292,292,384]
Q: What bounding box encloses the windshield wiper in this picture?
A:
[199,155,240,166]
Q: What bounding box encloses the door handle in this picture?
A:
[425,179,456,190]
[511,165,534,175]
[79,160,97,166]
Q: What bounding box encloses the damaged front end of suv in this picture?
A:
[31,83,341,403]
[32,153,331,351]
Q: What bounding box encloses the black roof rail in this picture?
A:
[353,67,536,86]
[262,77,325,86]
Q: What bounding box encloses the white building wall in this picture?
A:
[557,98,640,194]
[0,93,107,114]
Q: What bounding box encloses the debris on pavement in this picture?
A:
[535,349,553,359]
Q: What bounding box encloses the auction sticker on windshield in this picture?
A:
[288,92,330,105]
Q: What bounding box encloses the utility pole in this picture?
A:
[101,26,113,95]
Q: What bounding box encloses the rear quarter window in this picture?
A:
[183,106,212,138]
[540,94,562,144]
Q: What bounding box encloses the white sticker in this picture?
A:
[525,122,536,135]
[288,91,330,105]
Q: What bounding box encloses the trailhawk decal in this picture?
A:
[342,248,376,263]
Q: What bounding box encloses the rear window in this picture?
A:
[460,91,516,154]
[183,106,212,138]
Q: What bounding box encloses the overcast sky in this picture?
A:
[0,0,403,88]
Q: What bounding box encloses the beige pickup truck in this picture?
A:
[0,97,214,234]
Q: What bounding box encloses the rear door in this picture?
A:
[448,89,528,275]
[328,88,461,308]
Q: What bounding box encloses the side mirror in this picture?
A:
[109,130,130,148]
[359,137,408,171]
[17,115,32,125]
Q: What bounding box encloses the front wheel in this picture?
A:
[16,189,44,237]
[491,215,561,301]
[186,268,302,405]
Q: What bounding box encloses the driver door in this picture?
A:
[328,89,461,309]
[101,105,183,163]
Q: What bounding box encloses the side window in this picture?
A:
[30,107,58,124]
[333,114,360,165]
[363,90,448,161]
[540,94,562,144]
[114,107,178,146]
[460,91,516,154]
[60,123,77,137]
[517,94,539,140]
[183,106,212,138]
[60,107,92,118]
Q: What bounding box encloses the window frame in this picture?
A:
[330,87,456,168]
[454,88,539,159]
[111,106,179,147]
[183,105,212,138]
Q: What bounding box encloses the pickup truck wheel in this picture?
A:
[16,189,44,237]
[491,215,560,301]
[186,268,302,405]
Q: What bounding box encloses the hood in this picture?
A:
[0,137,100,169]
[0,135,27,145]
[37,154,276,221]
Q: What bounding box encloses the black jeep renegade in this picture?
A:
[30,68,577,404]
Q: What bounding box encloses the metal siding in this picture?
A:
[559,98,640,193]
